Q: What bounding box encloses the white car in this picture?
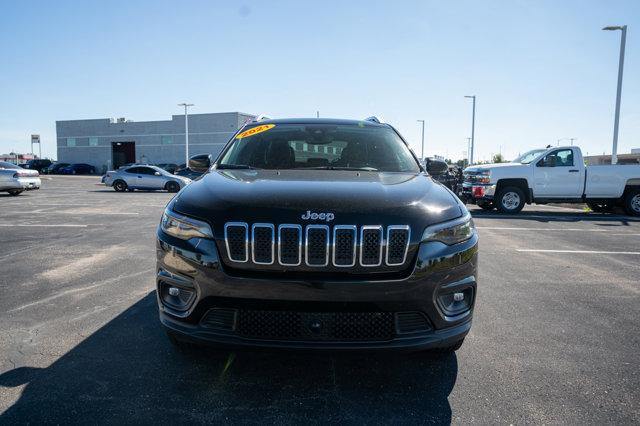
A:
[0,161,41,196]
[103,165,191,193]
[461,146,640,216]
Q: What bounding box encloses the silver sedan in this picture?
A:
[0,161,41,196]
[103,165,191,193]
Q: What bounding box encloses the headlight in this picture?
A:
[422,212,475,245]
[160,209,213,240]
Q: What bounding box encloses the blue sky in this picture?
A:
[1,0,638,161]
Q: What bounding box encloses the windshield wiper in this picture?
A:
[297,166,379,171]
[217,164,258,170]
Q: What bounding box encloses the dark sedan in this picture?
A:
[60,163,96,175]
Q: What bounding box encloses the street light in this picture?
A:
[464,96,476,164]
[178,103,194,166]
[602,25,627,165]
[416,120,425,160]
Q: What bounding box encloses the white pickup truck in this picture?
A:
[460,146,640,216]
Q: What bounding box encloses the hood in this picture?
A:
[173,169,463,238]
[465,162,523,173]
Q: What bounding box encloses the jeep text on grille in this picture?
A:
[156,117,478,353]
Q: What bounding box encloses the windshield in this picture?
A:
[513,149,547,164]
[0,161,20,169]
[218,123,420,173]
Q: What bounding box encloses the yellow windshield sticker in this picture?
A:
[236,124,275,139]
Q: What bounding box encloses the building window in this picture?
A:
[89,137,99,147]
[67,138,76,147]
[161,136,172,145]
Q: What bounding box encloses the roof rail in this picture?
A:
[252,114,272,122]
[364,116,382,124]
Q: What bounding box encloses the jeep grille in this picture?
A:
[223,223,410,268]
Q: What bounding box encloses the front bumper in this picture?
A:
[156,229,478,351]
[459,182,495,204]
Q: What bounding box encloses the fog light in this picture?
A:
[168,287,180,296]
[437,287,473,316]
[159,281,196,312]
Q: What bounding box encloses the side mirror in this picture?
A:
[188,154,211,173]
[425,159,449,175]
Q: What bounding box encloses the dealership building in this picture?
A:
[56,112,255,172]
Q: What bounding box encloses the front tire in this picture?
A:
[166,181,180,193]
[8,189,23,196]
[624,189,640,216]
[496,186,525,214]
[113,180,127,192]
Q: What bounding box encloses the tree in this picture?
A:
[492,153,505,163]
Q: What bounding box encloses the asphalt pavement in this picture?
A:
[0,176,638,424]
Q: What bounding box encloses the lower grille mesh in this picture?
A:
[236,310,395,341]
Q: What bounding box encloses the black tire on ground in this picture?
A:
[166,181,180,193]
[477,201,494,211]
[496,186,526,214]
[113,180,127,192]
[624,189,640,217]
[587,202,615,213]
[8,189,23,196]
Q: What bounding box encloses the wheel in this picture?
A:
[624,189,640,217]
[166,181,180,193]
[477,201,494,211]
[113,180,127,192]
[587,202,615,213]
[496,186,525,214]
[8,189,23,196]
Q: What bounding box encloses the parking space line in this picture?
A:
[0,224,88,227]
[517,249,640,255]
[477,227,640,235]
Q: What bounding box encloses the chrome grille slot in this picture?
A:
[252,224,274,265]
[224,223,248,262]
[386,225,410,266]
[278,224,302,266]
[333,225,357,267]
[360,225,383,266]
[305,225,329,266]
[223,222,411,269]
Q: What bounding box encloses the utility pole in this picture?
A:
[316,111,320,118]
[178,103,194,166]
[417,120,425,161]
[465,96,476,164]
[602,25,627,165]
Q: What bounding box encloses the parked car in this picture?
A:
[155,163,179,174]
[460,145,640,215]
[424,158,458,192]
[0,161,41,196]
[22,159,52,173]
[103,165,191,192]
[60,163,96,175]
[43,162,70,174]
[157,117,477,353]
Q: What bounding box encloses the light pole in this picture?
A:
[178,103,194,166]
[464,96,476,164]
[557,137,577,146]
[417,120,425,160]
[466,137,472,167]
[602,25,627,165]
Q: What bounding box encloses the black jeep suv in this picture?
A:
[156,118,478,352]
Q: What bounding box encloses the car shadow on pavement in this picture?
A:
[0,292,458,424]
[469,209,636,225]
